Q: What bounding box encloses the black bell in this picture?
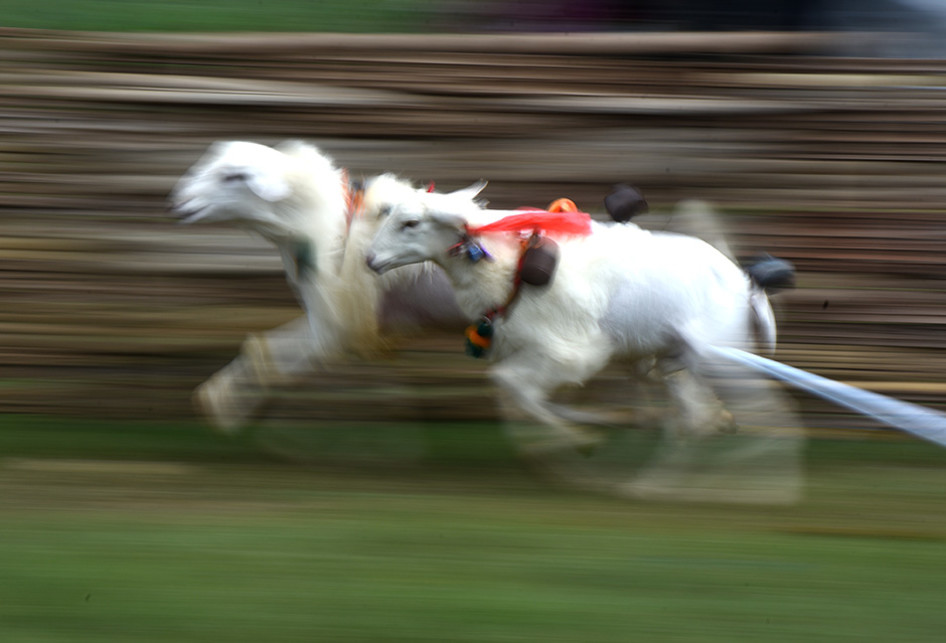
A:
[604,184,648,223]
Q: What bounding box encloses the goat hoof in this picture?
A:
[193,375,263,436]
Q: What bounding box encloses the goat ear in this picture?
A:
[429,210,468,232]
[449,180,487,201]
[245,168,292,202]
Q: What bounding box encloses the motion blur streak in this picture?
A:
[3,12,946,642]
[2,29,946,428]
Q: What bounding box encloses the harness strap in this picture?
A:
[343,169,366,233]
[313,169,364,279]
[486,233,536,320]
[464,233,538,358]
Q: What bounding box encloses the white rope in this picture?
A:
[707,345,946,448]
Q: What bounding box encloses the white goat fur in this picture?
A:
[366,200,779,446]
[170,140,483,431]
[170,141,802,498]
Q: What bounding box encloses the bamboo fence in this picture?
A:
[2,29,945,431]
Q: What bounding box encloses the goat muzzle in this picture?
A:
[365,252,384,274]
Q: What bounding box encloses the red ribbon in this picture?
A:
[467,208,592,238]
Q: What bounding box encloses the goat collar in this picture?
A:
[342,169,364,231]
[463,202,592,321]
[460,201,590,358]
[499,233,546,318]
[462,234,538,358]
[300,169,361,282]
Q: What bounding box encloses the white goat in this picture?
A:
[169,140,485,432]
[365,198,791,460]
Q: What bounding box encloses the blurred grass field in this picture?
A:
[2,0,434,33]
[3,6,946,640]
[2,415,946,642]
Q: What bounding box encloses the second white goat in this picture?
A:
[366,200,781,452]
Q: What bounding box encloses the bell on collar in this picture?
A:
[519,237,558,286]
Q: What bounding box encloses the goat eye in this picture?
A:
[401,219,420,230]
[223,172,248,183]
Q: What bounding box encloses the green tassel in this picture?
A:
[292,239,316,281]
[464,319,493,359]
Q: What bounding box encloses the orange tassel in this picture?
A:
[546,197,578,213]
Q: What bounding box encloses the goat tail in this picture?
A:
[745,254,795,293]
[750,289,778,355]
[743,253,794,355]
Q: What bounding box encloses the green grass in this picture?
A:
[2,415,946,641]
[4,499,945,642]
[2,0,435,32]
[0,414,264,462]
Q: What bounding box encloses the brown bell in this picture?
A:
[519,237,559,286]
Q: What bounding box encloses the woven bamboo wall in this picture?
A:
[2,29,945,428]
